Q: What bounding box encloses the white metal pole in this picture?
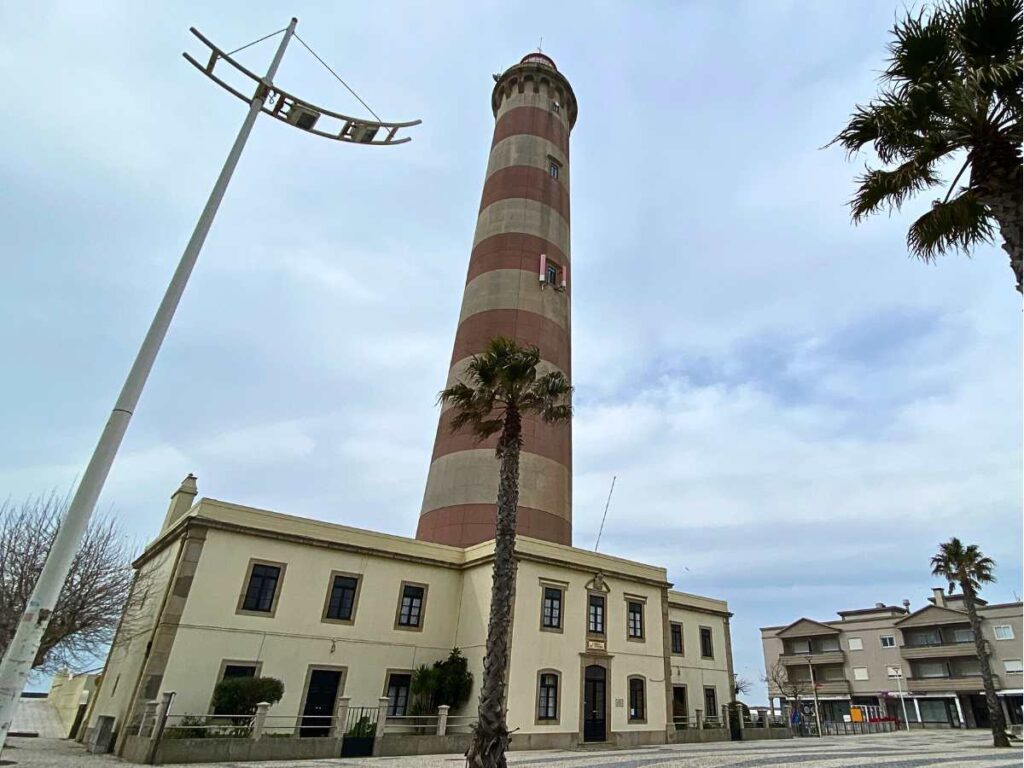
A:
[808,657,822,737]
[0,18,298,752]
[895,669,910,730]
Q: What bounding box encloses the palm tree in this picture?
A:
[832,0,1022,291]
[439,337,572,768]
[930,537,1010,747]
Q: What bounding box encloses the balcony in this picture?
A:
[779,651,845,666]
[811,681,851,695]
[906,675,988,693]
[900,642,976,661]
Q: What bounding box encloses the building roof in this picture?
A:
[774,618,840,638]
[894,604,972,627]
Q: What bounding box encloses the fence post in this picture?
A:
[251,702,269,740]
[695,708,703,730]
[145,691,175,765]
[436,705,450,736]
[332,696,350,739]
[141,700,158,738]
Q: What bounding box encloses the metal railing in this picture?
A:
[383,713,476,735]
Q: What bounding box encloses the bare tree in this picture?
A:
[733,674,754,697]
[762,660,809,713]
[0,491,136,672]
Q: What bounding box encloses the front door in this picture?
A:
[672,686,688,729]
[970,694,991,728]
[583,665,606,742]
[301,669,342,737]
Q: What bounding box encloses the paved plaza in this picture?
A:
[3,731,1022,768]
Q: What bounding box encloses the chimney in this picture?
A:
[161,474,198,532]
[931,587,945,608]
[902,599,911,612]
[874,602,885,609]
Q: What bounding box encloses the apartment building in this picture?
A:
[761,590,1023,729]
[82,478,734,756]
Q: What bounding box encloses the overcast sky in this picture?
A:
[2,1,1020,703]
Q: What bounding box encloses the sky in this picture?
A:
[1,1,1020,704]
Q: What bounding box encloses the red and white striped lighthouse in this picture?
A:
[416,52,578,548]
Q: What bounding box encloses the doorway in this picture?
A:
[300,668,343,737]
[969,694,991,728]
[583,665,607,742]
[672,686,688,729]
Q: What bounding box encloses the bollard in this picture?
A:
[437,705,449,736]
[251,702,269,740]
[695,708,703,730]
[152,692,175,742]
[375,697,390,739]
[332,696,350,739]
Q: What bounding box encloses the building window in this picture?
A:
[886,665,904,679]
[541,586,563,630]
[551,100,560,114]
[1005,660,1023,674]
[703,686,718,720]
[953,628,975,643]
[628,677,646,722]
[853,667,869,681]
[588,594,605,635]
[994,625,1015,641]
[239,562,283,614]
[627,601,644,640]
[880,635,896,648]
[820,636,840,652]
[537,672,559,721]
[396,583,426,629]
[546,262,559,286]
[916,662,946,678]
[670,622,684,655]
[699,626,714,658]
[324,573,359,622]
[848,637,863,651]
[549,160,561,180]
[386,673,411,716]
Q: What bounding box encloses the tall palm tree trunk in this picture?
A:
[961,580,1010,747]
[466,408,522,768]
[977,162,1023,293]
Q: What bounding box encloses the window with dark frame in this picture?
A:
[537,673,558,720]
[242,564,280,612]
[549,160,561,180]
[627,601,644,639]
[671,622,684,654]
[703,686,718,720]
[700,626,714,658]
[542,587,562,629]
[398,584,425,627]
[325,574,358,621]
[588,594,605,635]
[386,673,412,716]
[546,262,559,286]
[628,678,645,721]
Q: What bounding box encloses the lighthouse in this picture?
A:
[416,53,578,548]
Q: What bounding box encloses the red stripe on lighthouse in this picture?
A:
[492,106,569,154]
[479,166,570,222]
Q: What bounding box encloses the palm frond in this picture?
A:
[851,158,942,220]
[884,8,958,89]
[907,190,995,260]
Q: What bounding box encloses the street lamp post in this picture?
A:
[807,656,823,737]
[891,666,911,731]
[0,18,418,752]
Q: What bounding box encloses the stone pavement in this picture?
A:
[2,730,1021,767]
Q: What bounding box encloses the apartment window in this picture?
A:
[699,626,714,659]
[628,677,646,722]
[542,587,563,630]
[1005,660,1023,674]
[848,637,863,651]
[537,672,559,721]
[953,628,975,643]
[627,601,644,640]
[917,662,946,678]
[396,583,426,628]
[546,262,559,285]
[853,667,869,681]
[880,635,896,648]
[549,160,561,180]
[386,673,411,716]
[324,574,359,622]
[994,625,1015,641]
[588,594,605,635]
[820,636,840,652]
[239,561,283,614]
[886,666,904,679]
[703,686,718,720]
[670,622,684,655]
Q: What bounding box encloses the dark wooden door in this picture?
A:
[583,665,606,742]
[672,686,687,729]
[301,669,342,737]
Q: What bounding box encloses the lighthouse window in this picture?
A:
[546,262,559,285]
[549,160,560,180]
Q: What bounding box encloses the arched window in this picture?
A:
[536,670,560,723]
[628,676,646,723]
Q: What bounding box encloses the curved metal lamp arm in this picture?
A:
[184,27,421,145]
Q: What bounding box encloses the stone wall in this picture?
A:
[121,734,342,764]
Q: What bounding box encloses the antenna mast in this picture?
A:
[594,476,616,551]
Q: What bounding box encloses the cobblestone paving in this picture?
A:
[4,731,1021,768]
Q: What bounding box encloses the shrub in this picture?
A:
[211,676,285,717]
